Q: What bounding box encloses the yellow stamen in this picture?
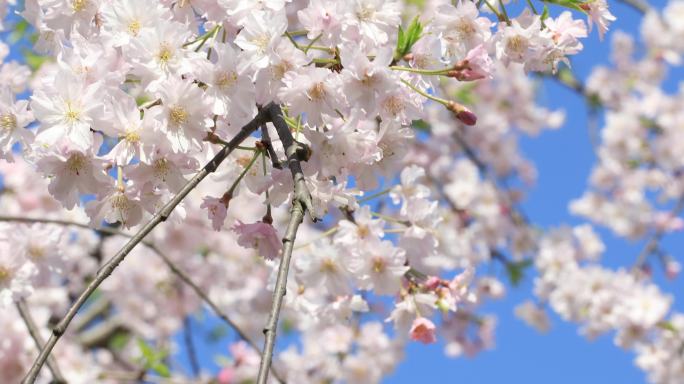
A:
[169,106,188,126]
[0,114,17,131]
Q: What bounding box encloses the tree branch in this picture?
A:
[20,105,271,384]
[0,215,286,383]
[617,0,651,14]
[632,196,684,271]
[255,104,317,384]
[183,317,200,377]
[256,198,304,384]
[266,103,317,222]
[15,299,67,384]
[260,123,283,169]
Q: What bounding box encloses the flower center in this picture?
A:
[455,20,476,39]
[356,225,370,238]
[72,0,89,12]
[0,266,10,282]
[27,245,46,259]
[236,156,252,168]
[506,35,529,55]
[153,158,170,180]
[321,258,338,273]
[0,113,17,131]
[127,19,141,36]
[372,258,386,273]
[382,95,405,115]
[216,71,238,89]
[110,193,132,222]
[272,61,292,80]
[66,153,86,175]
[169,106,188,126]
[124,128,141,143]
[308,82,327,101]
[64,102,81,123]
[356,5,375,21]
[157,43,173,64]
[251,34,270,53]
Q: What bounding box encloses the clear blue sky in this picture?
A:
[3,1,680,382]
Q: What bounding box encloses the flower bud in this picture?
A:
[447,101,477,126]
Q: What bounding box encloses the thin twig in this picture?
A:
[632,196,684,272]
[256,198,304,384]
[260,123,283,169]
[151,243,287,383]
[21,105,271,384]
[266,103,317,222]
[617,0,651,14]
[183,317,200,377]
[98,370,208,384]
[15,299,67,384]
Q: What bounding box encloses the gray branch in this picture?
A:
[256,105,316,384]
[265,103,317,222]
[256,198,304,384]
[617,0,651,13]
[20,104,271,384]
[0,214,285,382]
[15,299,67,384]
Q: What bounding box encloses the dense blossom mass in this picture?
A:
[0,0,683,383]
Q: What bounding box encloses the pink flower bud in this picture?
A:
[425,276,441,290]
[666,260,681,280]
[456,109,477,126]
[409,317,437,344]
[218,367,235,384]
[446,101,477,126]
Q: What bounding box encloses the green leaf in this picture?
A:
[454,84,478,105]
[542,0,585,12]
[9,20,29,44]
[150,362,171,378]
[281,318,295,334]
[394,15,424,61]
[137,339,156,361]
[658,321,678,333]
[207,324,229,342]
[136,339,171,378]
[505,259,533,286]
[22,49,50,71]
[411,119,431,131]
[108,331,131,351]
[406,0,426,7]
[541,5,550,22]
[396,25,407,56]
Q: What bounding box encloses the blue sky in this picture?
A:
[3,1,680,382]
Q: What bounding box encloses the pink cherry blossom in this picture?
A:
[232,220,282,260]
[410,317,437,344]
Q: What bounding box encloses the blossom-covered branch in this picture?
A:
[21,106,270,383]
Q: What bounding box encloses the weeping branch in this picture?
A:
[255,105,316,384]
[0,215,285,383]
[20,104,271,384]
[266,103,317,222]
[617,0,651,14]
[183,317,200,377]
[256,198,304,384]
[16,299,67,384]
